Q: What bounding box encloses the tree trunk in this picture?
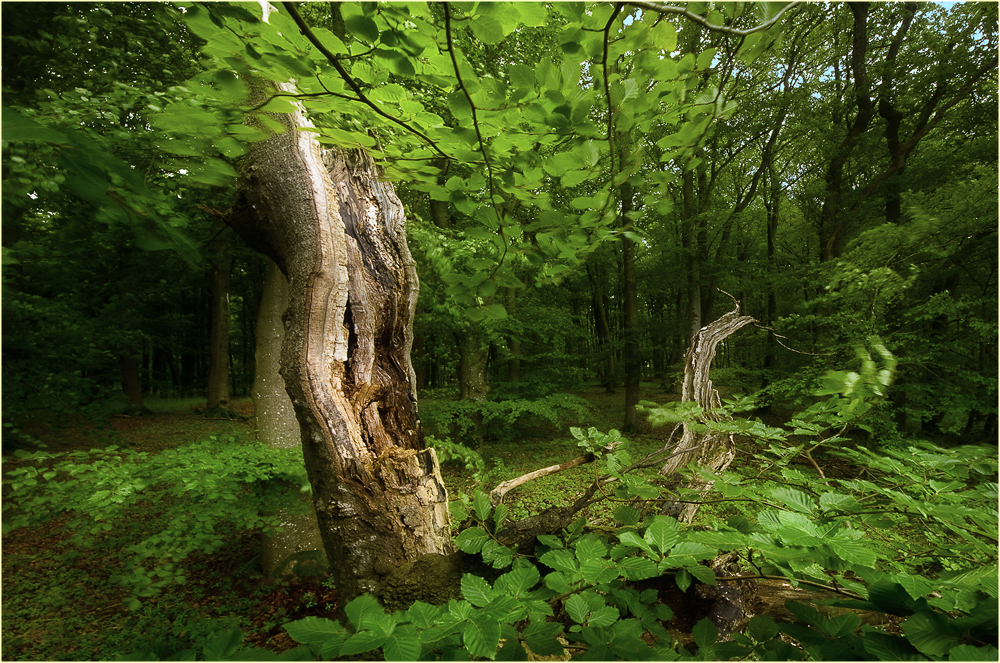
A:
[228,82,452,602]
[659,302,756,523]
[506,287,521,385]
[681,170,703,340]
[818,2,875,262]
[120,346,145,410]
[620,179,641,433]
[207,218,232,410]
[587,261,615,393]
[253,259,327,578]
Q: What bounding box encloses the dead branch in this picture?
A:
[489,441,620,506]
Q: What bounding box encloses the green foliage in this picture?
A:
[425,434,486,482]
[420,393,590,446]
[2,434,309,608]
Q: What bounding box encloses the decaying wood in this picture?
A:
[659,296,756,523]
[227,81,452,601]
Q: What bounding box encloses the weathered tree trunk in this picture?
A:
[253,259,326,578]
[228,83,452,602]
[659,301,756,523]
[206,217,232,410]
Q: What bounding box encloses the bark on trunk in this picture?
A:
[228,83,452,602]
[659,301,756,523]
[253,259,326,578]
[207,218,232,410]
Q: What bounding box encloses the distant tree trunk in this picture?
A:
[620,173,641,433]
[761,160,781,392]
[227,81,452,602]
[818,2,875,262]
[506,287,521,385]
[681,169,703,340]
[116,247,147,412]
[207,218,232,410]
[165,349,182,391]
[253,259,326,578]
[659,302,756,523]
[120,346,145,410]
[587,261,615,393]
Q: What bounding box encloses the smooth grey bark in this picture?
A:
[253,259,326,578]
[206,218,232,410]
[659,301,756,523]
[228,83,452,602]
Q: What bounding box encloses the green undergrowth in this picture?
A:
[3,366,997,660]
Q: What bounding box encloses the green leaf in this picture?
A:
[588,605,620,627]
[574,536,608,561]
[537,534,563,549]
[902,610,963,657]
[463,613,502,659]
[339,630,388,657]
[769,486,815,514]
[461,573,495,608]
[523,621,565,656]
[825,537,878,568]
[675,569,692,592]
[618,530,655,556]
[619,556,659,581]
[566,593,590,624]
[202,627,244,660]
[747,615,778,642]
[382,629,421,662]
[473,491,492,521]
[494,566,539,598]
[949,644,1000,661]
[456,527,489,554]
[614,504,641,526]
[686,564,717,586]
[469,16,505,45]
[283,616,343,644]
[644,515,680,555]
[692,617,718,649]
[345,592,385,630]
[539,548,578,574]
[345,14,379,43]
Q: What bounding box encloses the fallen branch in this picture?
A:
[489,441,620,506]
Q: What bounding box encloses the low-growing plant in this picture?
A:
[2,434,310,609]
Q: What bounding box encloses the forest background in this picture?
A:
[2,1,997,661]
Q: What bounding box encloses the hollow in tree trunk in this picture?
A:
[227,83,453,602]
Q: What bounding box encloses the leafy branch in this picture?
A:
[624,1,802,36]
[280,1,449,159]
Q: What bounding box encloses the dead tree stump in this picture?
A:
[659,299,755,523]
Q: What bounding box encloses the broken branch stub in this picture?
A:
[659,302,756,523]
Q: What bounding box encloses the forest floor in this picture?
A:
[1,384,870,661]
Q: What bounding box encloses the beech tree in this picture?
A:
[228,81,453,600]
